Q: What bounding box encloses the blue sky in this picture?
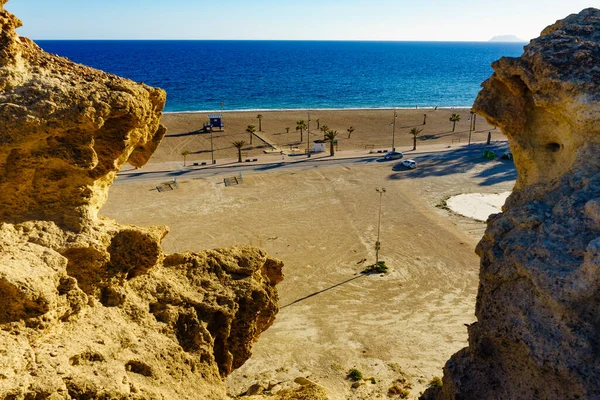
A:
[6,0,597,41]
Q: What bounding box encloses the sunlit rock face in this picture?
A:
[423,8,600,400]
[0,0,167,231]
[0,2,287,399]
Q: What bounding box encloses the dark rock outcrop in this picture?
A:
[424,8,600,400]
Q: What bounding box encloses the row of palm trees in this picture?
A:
[182,113,465,165]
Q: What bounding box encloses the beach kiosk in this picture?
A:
[208,114,224,131]
[313,140,327,153]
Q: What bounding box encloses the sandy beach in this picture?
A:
[154,108,504,165]
[102,140,516,399]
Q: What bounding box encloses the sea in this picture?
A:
[35,40,525,113]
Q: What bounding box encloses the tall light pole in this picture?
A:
[391,109,398,151]
[468,110,474,146]
[375,187,386,264]
[306,111,311,157]
[210,129,215,164]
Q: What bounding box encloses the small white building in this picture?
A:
[313,140,327,153]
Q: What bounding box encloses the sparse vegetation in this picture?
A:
[181,150,191,166]
[296,120,307,141]
[388,385,411,398]
[324,129,338,156]
[428,376,443,388]
[347,368,363,382]
[347,126,355,139]
[246,125,256,144]
[449,113,461,132]
[232,140,246,163]
[409,127,424,150]
[363,260,388,274]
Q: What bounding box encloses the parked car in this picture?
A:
[401,159,417,169]
[383,151,404,160]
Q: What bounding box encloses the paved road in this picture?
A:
[114,142,510,185]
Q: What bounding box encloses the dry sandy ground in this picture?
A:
[101,150,516,399]
[157,108,504,164]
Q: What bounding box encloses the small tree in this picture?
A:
[256,114,263,131]
[246,125,256,144]
[296,120,306,141]
[324,129,338,156]
[449,113,461,132]
[347,126,355,139]
[181,150,191,166]
[409,127,424,150]
[232,140,246,163]
[320,124,329,140]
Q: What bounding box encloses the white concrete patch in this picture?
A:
[446,192,511,222]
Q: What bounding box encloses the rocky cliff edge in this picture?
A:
[0,2,295,399]
[423,8,600,400]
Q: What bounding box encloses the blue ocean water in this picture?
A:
[36,40,524,112]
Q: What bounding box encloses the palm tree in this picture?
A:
[324,130,338,156]
[246,125,256,144]
[296,120,306,141]
[256,114,263,131]
[449,113,461,132]
[347,126,355,139]
[181,150,191,166]
[409,127,424,150]
[320,125,329,140]
[232,140,246,163]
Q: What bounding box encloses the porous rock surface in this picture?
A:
[0,2,290,399]
[0,1,167,231]
[423,8,600,400]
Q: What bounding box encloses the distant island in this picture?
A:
[489,35,526,43]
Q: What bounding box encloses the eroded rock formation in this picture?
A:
[0,2,287,399]
[0,1,167,231]
[424,8,600,400]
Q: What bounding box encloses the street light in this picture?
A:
[391,109,398,151]
[375,187,386,264]
[468,110,474,146]
[306,111,311,157]
[210,128,215,164]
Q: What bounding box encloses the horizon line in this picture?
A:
[30,38,529,43]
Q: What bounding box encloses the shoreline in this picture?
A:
[163,105,476,114]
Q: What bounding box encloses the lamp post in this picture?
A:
[468,110,474,146]
[210,128,215,164]
[306,111,311,157]
[375,187,386,264]
[391,109,398,151]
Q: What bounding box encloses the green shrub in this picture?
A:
[428,376,443,388]
[362,260,388,274]
[347,368,363,382]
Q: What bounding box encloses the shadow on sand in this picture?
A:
[281,274,368,309]
[387,143,517,186]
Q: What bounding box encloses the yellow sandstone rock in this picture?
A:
[0,2,287,399]
[423,8,600,400]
